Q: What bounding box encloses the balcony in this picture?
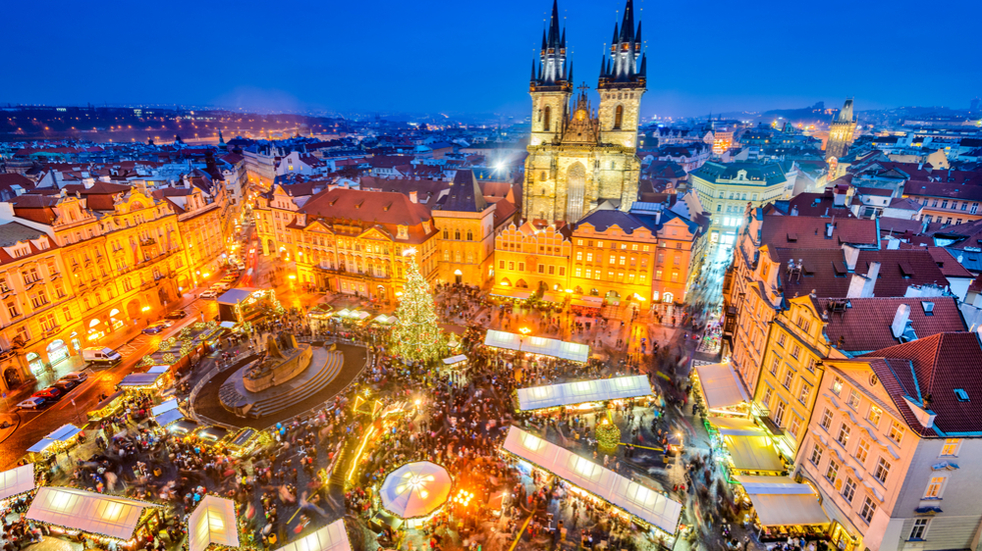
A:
[140,237,157,247]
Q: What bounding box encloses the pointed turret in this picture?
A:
[532,0,570,89]
[638,53,646,78]
[599,0,645,88]
[568,62,574,85]
[599,55,607,79]
[531,59,537,82]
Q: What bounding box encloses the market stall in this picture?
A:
[379,461,453,528]
[88,391,127,422]
[273,518,351,551]
[188,495,239,551]
[373,314,397,325]
[152,398,185,428]
[721,432,785,475]
[442,355,467,368]
[733,476,829,541]
[516,375,653,412]
[27,486,161,545]
[0,463,35,502]
[117,372,167,392]
[483,330,590,363]
[501,426,682,538]
[693,362,750,416]
[27,424,83,460]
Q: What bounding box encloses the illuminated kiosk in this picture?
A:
[188,495,239,551]
[274,518,351,551]
[379,461,453,528]
[26,486,162,548]
[516,375,653,412]
[220,332,343,418]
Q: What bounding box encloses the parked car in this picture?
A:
[32,388,63,402]
[212,282,231,292]
[17,397,47,410]
[53,379,80,391]
[199,290,218,300]
[165,309,188,320]
[142,321,173,335]
[82,347,122,366]
[61,371,88,382]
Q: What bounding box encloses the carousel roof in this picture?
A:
[379,461,453,519]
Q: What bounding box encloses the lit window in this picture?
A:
[860,496,877,523]
[809,444,823,465]
[924,476,946,499]
[820,408,833,430]
[832,376,843,396]
[825,460,839,484]
[836,424,850,447]
[909,519,929,541]
[842,477,856,503]
[867,405,882,427]
[889,420,905,444]
[874,457,891,484]
[856,438,869,464]
[941,438,961,457]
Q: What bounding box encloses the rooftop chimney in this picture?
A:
[891,304,911,339]
[409,191,418,203]
[862,262,880,297]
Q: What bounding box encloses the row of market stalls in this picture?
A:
[483,330,590,363]
[0,461,354,551]
[691,362,831,542]
[502,426,683,543]
[516,375,653,411]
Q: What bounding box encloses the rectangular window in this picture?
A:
[820,408,833,430]
[836,424,851,447]
[782,369,794,389]
[538,265,545,274]
[671,271,679,282]
[941,438,961,457]
[856,438,869,464]
[773,400,786,425]
[761,386,773,407]
[777,332,787,347]
[790,344,801,359]
[499,261,505,269]
[789,415,802,437]
[867,405,882,427]
[874,457,891,484]
[518,262,524,271]
[909,519,929,541]
[924,476,946,499]
[559,267,565,276]
[770,357,780,376]
[798,383,811,404]
[508,262,514,270]
[842,477,856,503]
[576,251,583,261]
[825,460,839,484]
[548,266,555,275]
[847,390,861,409]
[586,269,592,278]
[810,444,823,465]
[574,268,582,277]
[860,496,877,523]
[587,253,593,262]
[889,420,905,444]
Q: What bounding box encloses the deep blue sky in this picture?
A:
[5,0,981,117]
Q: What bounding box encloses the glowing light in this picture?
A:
[141,306,150,312]
[519,327,531,336]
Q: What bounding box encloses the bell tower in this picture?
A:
[529,0,572,147]
[597,0,646,150]
[826,98,857,163]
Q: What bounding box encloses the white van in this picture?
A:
[82,347,122,366]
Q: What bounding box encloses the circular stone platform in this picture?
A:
[220,345,340,418]
[192,343,368,429]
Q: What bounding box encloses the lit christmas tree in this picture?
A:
[389,249,446,365]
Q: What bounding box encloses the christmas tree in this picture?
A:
[389,249,445,365]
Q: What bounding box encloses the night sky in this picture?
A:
[6,0,981,117]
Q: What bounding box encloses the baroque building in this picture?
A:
[523,0,646,223]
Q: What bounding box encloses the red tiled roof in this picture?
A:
[761,215,878,249]
[904,181,982,201]
[861,332,982,436]
[818,297,965,353]
[299,188,436,244]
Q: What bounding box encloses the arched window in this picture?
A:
[443,229,449,239]
[466,231,473,241]
[614,105,624,130]
[543,106,551,131]
[454,230,461,240]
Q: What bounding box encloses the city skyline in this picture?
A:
[4,0,981,117]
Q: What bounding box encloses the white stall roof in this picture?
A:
[733,476,828,526]
[189,495,239,551]
[723,435,784,472]
[502,427,681,535]
[443,355,467,365]
[274,519,350,551]
[47,424,82,442]
[695,363,749,410]
[517,375,653,411]
[220,321,237,329]
[27,439,56,454]
[152,399,180,416]
[147,365,171,374]
[155,409,185,428]
[710,417,764,436]
[0,464,35,501]
[27,487,158,540]
[484,330,590,363]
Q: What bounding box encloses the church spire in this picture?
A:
[599,0,644,89]
[532,0,570,89]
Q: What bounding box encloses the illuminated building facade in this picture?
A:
[825,98,857,165]
[432,171,496,286]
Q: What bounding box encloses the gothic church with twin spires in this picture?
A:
[524,0,647,223]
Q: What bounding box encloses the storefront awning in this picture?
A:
[217,288,257,306]
[733,476,828,526]
[517,375,652,411]
[695,363,750,411]
[490,288,531,300]
[484,330,590,363]
[27,487,159,540]
[723,435,784,473]
[570,298,603,309]
[0,464,35,501]
[709,417,762,436]
[28,439,56,454]
[541,292,564,303]
[273,519,350,551]
[502,427,682,535]
[118,373,165,389]
[189,495,239,551]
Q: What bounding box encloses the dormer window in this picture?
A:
[397,225,408,239]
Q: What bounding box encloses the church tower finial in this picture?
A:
[599,0,644,87]
[532,0,570,89]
